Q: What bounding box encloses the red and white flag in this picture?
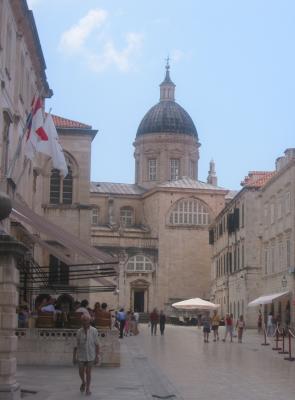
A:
[37,114,68,177]
[25,97,48,160]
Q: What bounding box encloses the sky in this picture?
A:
[28,0,295,190]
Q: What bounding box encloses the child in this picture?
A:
[236,315,245,343]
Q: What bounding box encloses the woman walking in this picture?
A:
[222,313,233,342]
[236,315,245,343]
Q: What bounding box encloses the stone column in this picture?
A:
[0,234,27,400]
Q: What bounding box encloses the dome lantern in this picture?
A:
[159,57,175,102]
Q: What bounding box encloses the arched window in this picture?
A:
[50,166,73,204]
[169,198,210,226]
[126,255,153,273]
[120,206,134,227]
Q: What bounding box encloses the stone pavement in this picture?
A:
[134,324,295,400]
[17,328,183,400]
[17,324,295,400]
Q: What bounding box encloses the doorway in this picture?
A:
[134,290,145,312]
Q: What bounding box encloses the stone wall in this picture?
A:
[16,329,120,367]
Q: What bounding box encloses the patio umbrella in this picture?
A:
[172,298,220,310]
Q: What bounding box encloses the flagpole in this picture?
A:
[6,88,43,180]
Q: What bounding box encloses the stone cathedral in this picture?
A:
[87,64,231,313]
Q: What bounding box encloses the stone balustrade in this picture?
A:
[15,328,120,367]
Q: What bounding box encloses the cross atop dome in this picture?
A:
[160,57,175,101]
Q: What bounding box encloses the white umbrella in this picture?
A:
[172,298,220,311]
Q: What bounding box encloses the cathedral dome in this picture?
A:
[136,100,198,137]
[136,62,198,138]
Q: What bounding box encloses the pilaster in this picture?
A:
[0,234,27,400]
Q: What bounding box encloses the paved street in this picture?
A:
[17,325,295,400]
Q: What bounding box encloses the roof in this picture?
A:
[241,171,276,188]
[50,114,92,129]
[225,190,239,200]
[157,176,226,191]
[90,182,146,195]
[136,101,198,137]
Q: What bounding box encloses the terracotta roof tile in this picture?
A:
[241,171,276,188]
[48,113,92,129]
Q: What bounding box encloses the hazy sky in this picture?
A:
[28,0,295,190]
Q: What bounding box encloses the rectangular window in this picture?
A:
[285,192,291,214]
[148,159,157,181]
[277,198,282,219]
[264,204,268,226]
[241,203,245,227]
[5,23,12,75]
[19,53,25,101]
[278,241,283,270]
[241,244,245,269]
[170,159,180,181]
[286,238,291,269]
[271,243,275,273]
[91,208,100,225]
[264,247,268,275]
[270,203,275,224]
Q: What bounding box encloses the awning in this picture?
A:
[11,199,118,287]
[248,291,290,307]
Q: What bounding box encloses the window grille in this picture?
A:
[169,198,210,226]
[120,207,134,227]
[126,255,153,272]
[170,158,180,181]
[91,208,100,225]
[49,166,72,204]
[148,159,157,181]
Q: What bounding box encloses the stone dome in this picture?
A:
[136,63,198,138]
[136,100,198,138]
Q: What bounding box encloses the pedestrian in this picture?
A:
[267,312,274,336]
[133,310,140,332]
[159,310,166,336]
[149,308,159,335]
[257,310,262,334]
[73,315,99,396]
[211,309,220,341]
[202,311,211,343]
[197,314,202,329]
[117,308,126,339]
[236,315,245,343]
[124,311,131,336]
[222,313,233,342]
[76,299,91,319]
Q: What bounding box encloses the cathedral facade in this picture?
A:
[89,65,230,313]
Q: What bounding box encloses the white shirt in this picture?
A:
[76,326,99,362]
[41,304,55,312]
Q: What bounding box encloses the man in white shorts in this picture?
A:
[73,315,99,395]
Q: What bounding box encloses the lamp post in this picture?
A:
[282,275,288,289]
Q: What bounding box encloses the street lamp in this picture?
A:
[281,275,287,288]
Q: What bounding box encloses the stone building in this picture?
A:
[209,171,274,326]
[0,1,232,317]
[210,150,295,328]
[257,149,295,327]
[89,64,230,313]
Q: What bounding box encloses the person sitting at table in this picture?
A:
[95,302,112,329]
[76,300,91,318]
